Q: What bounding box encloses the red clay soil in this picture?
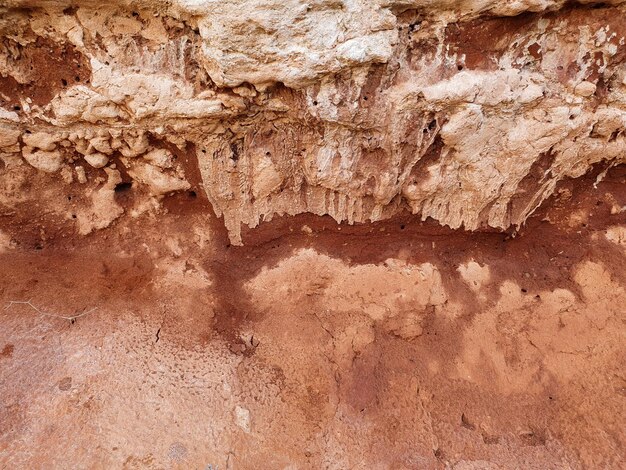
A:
[0,164,625,469]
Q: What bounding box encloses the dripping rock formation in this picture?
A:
[1,0,625,242]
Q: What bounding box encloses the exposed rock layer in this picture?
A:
[0,164,624,469]
[1,0,626,244]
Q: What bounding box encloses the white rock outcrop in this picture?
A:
[1,0,625,242]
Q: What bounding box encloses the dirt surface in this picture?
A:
[0,164,625,469]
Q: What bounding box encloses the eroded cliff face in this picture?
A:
[1,0,625,242]
[1,3,626,469]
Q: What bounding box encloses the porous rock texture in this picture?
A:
[1,1,626,469]
[1,0,626,242]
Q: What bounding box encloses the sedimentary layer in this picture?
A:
[1,0,625,242]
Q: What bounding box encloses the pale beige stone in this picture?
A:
[0,0,625,244]
[84,153,109,169]
[22,147,64,173]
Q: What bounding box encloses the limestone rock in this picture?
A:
[22,147,64,173]
[75,167,125,234]
[127,162,190,196]
[0,128,21,149]
[22,132,59,152]
[84,153,109,169]
[0,0,625,243]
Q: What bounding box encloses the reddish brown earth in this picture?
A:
[0,161,624,468]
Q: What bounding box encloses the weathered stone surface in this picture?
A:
[1,1,625,244]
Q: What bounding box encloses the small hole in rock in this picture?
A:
[188,190,197,198]
[521,288,528,293]
[61,78,68,86]
[71,214,76,219]
[313,101,318,106]
[13,106,20,111]
[114,182,133,193]
[409,21,422,32]
[400,224,405,230]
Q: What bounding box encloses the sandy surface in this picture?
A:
[0,165,625,469]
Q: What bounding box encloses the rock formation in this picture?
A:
[1,0,625,243]
[1,2,626,468]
